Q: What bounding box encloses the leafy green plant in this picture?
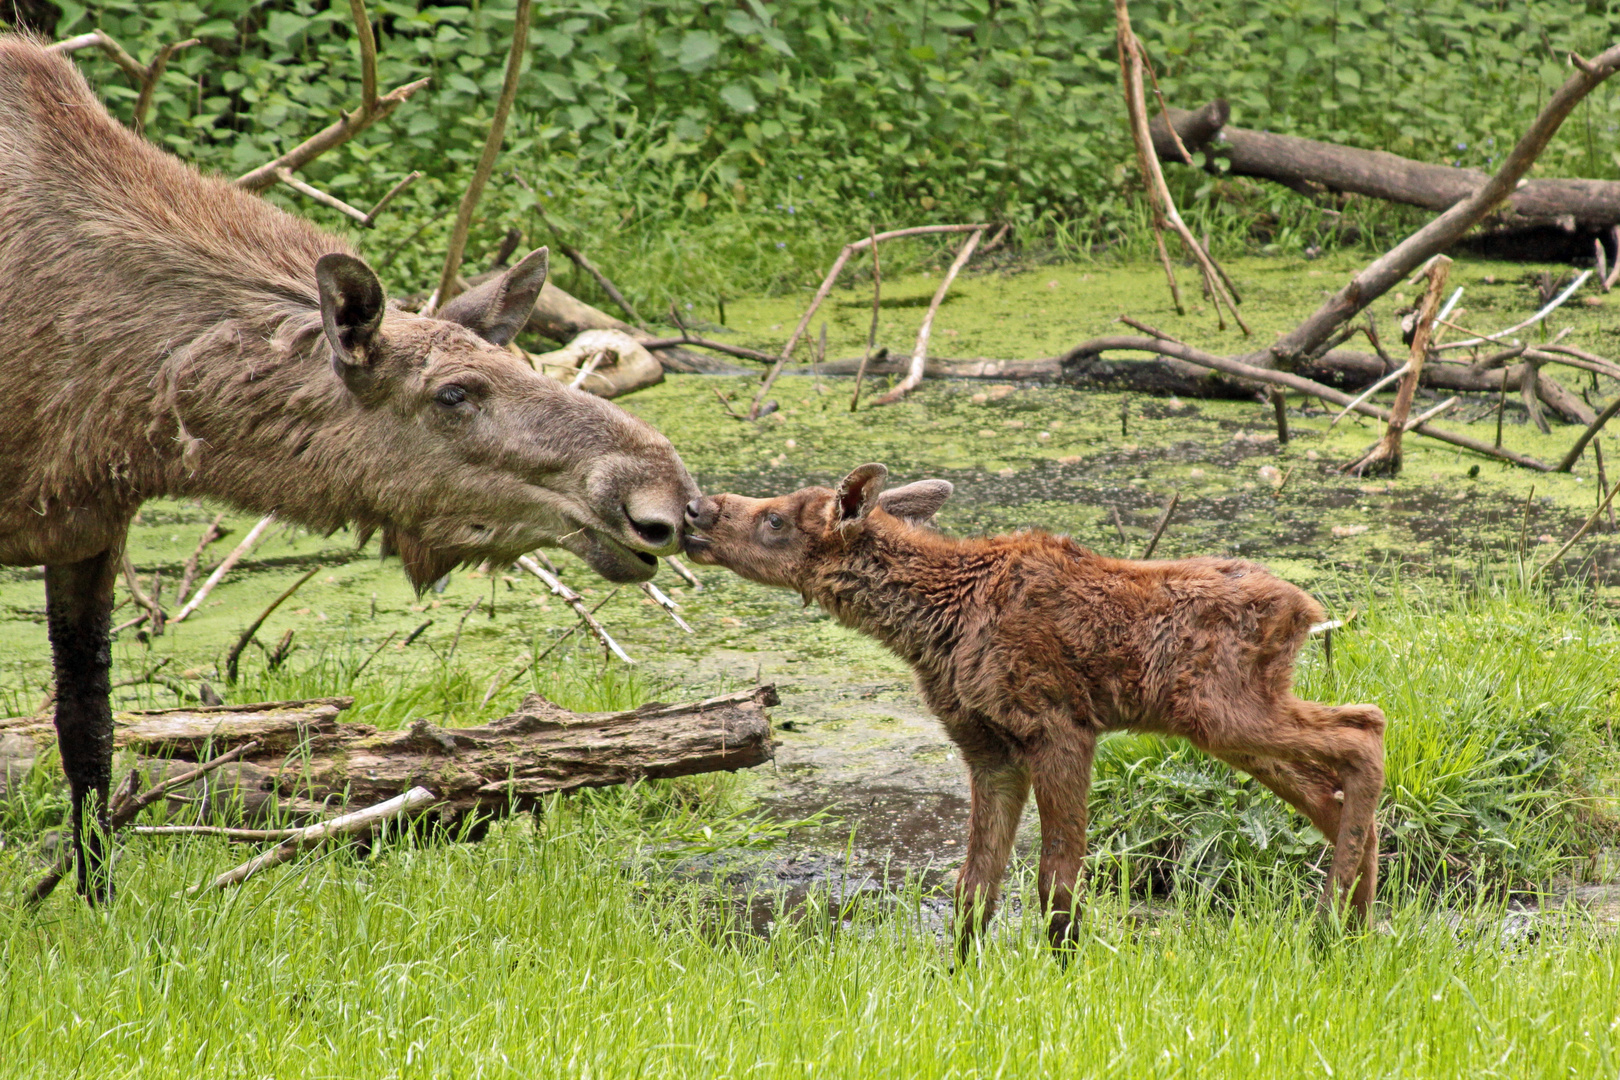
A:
[37,1,1620,312]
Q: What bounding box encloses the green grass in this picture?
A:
[2,814,1619,1078]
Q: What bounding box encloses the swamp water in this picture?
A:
[5,252,1620,930]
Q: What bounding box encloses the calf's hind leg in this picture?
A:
[1202,698,1384,921]
[43,549,121,904]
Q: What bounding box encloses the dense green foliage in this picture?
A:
[29,1,1620,304]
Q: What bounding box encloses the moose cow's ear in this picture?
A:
[437,247,549,347]
[833,463,888,532]
[878,479,953,525]
[316,254,386,370]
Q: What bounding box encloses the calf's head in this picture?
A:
[309,248,697,585]
[681,464,952,590]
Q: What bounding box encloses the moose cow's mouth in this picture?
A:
[564,526,662,583]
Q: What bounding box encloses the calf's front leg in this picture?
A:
[953,758,1029,958]
[45,549,121,904]
[1026,723,1097,952]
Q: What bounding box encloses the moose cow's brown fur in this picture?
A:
[0,36,698,902]
[684,465,1385,952]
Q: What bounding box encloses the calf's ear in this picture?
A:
[878,479,953,525]
[316,253,386,369]
[437,247,550,346]
[833,463,888,532]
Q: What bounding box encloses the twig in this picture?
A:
[112,656,173,691]
[1061,334,1551,471]
[445,596,483,664]
[29,741,263,905]
[712,387,744,420]
[750,224,989,418]
[851,229,884,412]
[1116,2,1248,334]
[235,78,429,192]
[1328,363,1410,430]
[133,825,306,842]
[870,228,985,406]
[1437,271,1591,350]
[640,581,694,634]
[1346,256,1451,476]
[1140,492,1179,559]
[349,631,399,680]
[1530,477,1620,581]
[131,38,198,137]
[509,173,648,330]
[664,555,703,591]
[1597,237,1609,294]
[175,513,226,606]
[1598,440,1618,532]
[517,556,633,663]
[1111,507,1128,546]
[401,619,434,647]
[121,553,168,636]
[1118,316,1188,345]
[1557,392,1620,472]
[1403,396,1460,431]
[347,0,379,113]
[639,336,775,364]
[1270,388,1289,445]
[172,514,276,624]
[225,565,322,684]
[569,349,606,390]
[191,787,438,893]
[431,0,533,311]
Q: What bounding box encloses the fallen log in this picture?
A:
[1153,100,1620,234]
[3,689,778,831]
[795,348,1594,422]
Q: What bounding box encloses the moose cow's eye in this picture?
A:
[434,385,467,407]
[765,513,784,531]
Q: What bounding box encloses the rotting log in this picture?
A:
[796,349,1595,422]
[1153,100,1620,233]
[2,689,778,830]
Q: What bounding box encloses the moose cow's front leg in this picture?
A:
[1027,723,1097,953]
[45,548,121,904]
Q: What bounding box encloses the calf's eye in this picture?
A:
[435,385,467,407]
[765,513,784,531]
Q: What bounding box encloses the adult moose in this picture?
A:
[0,37,698,902]
[684,465,1385,954]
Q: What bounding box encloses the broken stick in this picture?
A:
[192,786,439,893]
[871,227,986,406]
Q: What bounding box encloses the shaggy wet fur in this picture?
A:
[685,465,1385,953]
[0,36,698,901]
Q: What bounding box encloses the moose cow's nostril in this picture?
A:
[629,516,675,548]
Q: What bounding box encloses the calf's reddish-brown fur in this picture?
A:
[0,36,698,902]
[684,464,1385,950]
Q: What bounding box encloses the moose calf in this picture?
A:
[684,464,1384,951]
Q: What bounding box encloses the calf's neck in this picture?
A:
[684,464,1385,951]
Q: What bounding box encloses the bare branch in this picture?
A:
[347,0,379,114]
[171,514,276,624]
[132,38,198,137]
[1261,43,1620,367]
[851,226,883,412]
[1116,2,1247,333]
[225,565,322,684]
[275,167,421,228]
[233,76,431,193]
[748,224,989,419]
[871,228,986,406]
[432,0,534,310]
[192,787,438,893]
[517,555,633,663]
